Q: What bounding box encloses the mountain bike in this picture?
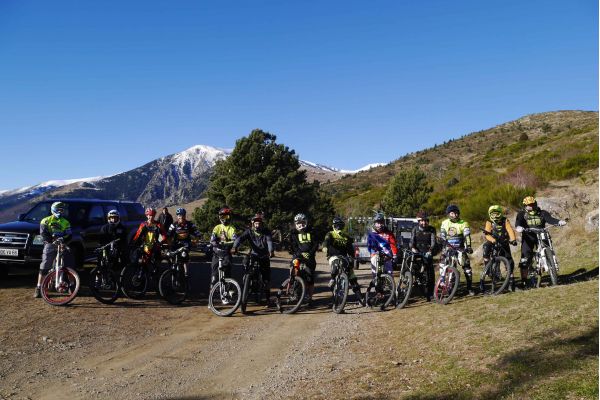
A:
[240,253,270,314]
[433,241,461,305]
[479,230,512,295]
[276,258,307,314]
[208,248,242,316]
[158,246,189,305]
[41,238,81,306]
[364,251,395,311]
[329,255,355,314]
[120,245,166,300]
[523,227,560,287]
[90,239,122,304]
[396,249,434,309]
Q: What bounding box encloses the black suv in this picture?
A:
[0,198,146,275]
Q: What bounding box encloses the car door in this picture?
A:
[81,204,106,256]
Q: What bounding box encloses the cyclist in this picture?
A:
[440,204,474,295]
[289,213,319,306]
[482,205,518,291]
[34,202,74,298]
[99,209,129,264]
[210,207,238,291]
[367,213,398,277]
[409,211,436,302]
[131,207,168,268]
[322,217,364,305]
[167,208,201,279]
[232,213,274,305]
[515,196,566,289]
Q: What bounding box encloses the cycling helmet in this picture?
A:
[446,204,460,215]
[373,213,386,232]
[145,207,156,217]
[294,213,307,230]
[416,210,429,221]
[488,205,504,223]
[218,206,231,223]
[51,202,66,218]
[176,208,186,216]
[251,213,263,223]
[522,196,537,207]
[332,217,345,230]
[107,209,120,225]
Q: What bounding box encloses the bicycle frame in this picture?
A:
[527,228,559,275]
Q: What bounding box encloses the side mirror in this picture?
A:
[18,213,25,221]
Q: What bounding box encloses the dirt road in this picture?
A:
[0,253,387,400]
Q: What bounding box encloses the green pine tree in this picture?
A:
[382,168,433,216]
[192,129,335,241]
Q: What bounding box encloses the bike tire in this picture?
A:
[332,272,349,314]
[480,256,511,296]
[208,278,242,317]
[241,273,251,314]
[544,248,559,286]
[276,276,306,314]
[41,268,80,306]
[158,269,188,305]
[120,264,148,300]
[365,274,395,311]
[89,266,120,304]
[434,266,460,305]
[395,269,413,309]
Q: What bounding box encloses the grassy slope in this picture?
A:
[327,110,598,222]
[346,280,598,400]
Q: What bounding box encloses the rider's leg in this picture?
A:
[35,243,56,297]
[463,255,474,295]
[209,253,219,290]
[519,238,535,288]
[306,258,317,301]
[424,258,435,301]
[259,258,271,304]
[482,241,493,265]
[328,256,337,290]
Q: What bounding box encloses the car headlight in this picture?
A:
[32,235,44,245]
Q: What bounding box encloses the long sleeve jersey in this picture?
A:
[210,224,238,250]
[233,227,273,258]
[440,218,471,248]
[322,230,355,258]
[367,229,398,257]
[40,215,72,244]
[289,228,319,259]
[409,225,436,253]
[484,219,516,243]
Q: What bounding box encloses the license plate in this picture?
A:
[0,248,18,257]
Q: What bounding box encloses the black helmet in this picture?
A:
[176,207,186,216]
[332,217,344,230]
[373,212,385,222]
[446,204,460,215]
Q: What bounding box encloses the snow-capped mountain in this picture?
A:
[0,144,383,222]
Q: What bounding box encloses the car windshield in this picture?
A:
[22,202,89,224]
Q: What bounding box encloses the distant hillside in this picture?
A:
[326,110,598,221]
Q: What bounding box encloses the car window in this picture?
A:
[123,203,145,221]
[88,205,105,225]
[23,202,52,222]
[68,203,90,225]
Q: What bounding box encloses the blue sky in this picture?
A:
[0,0,597,190]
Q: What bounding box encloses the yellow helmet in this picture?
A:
[522,196,536,206]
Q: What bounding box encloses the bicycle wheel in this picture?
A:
[276,276,306,314]
[479,257,510,295]
[365,274,395,311]
[544,248,558,286]
[209,278,242,317]
[41,268,80,306]
[89,266,120,304]
[395,270,413,309]
[434,266,460,305]
[332,272,349,314]
[240,273,251,314]
[120,264,148,300]
[158,269,188,305]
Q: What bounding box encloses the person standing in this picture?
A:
[159,207,173,231]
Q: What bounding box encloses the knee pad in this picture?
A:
[519,257,530,268]
[464,266,473,277]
